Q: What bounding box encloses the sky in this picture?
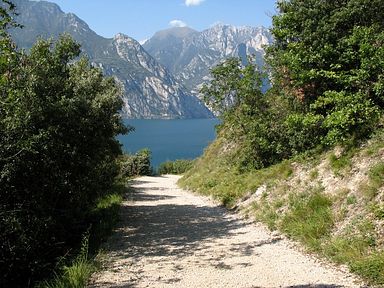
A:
[45,0,278,42]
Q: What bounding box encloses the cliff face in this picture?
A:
[9,0,212,119]
[9,0,273,118]
[143,25,273,94]
[96,33,212,119]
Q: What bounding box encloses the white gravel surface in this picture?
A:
[89,175,364,288]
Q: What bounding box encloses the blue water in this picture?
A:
[118,119,220,169]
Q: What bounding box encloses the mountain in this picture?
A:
[9,0,212,119]
[143,24,273,94]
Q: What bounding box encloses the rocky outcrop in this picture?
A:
[143,24,273,94]
[9,0,212,119]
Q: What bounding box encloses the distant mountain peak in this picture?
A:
[151,26,198,40]
[143,23,273,94]
[114,33,137,43]
[10,0,212,119]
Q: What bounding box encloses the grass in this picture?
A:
[371,203,384,220]
[363,129,384,157]
[281,190,334,251]
[351,253,384,285]
[179,139,294,207]
[359,161,384,200]
[309,169,319,180]
[368,162,384,189]
[180,128,384,285]
[40,235,94,288]
[252,200,280,230]
[328,149,355,176]
[157,159,195,175]
[39,183,126,288]
[346,195,357,205]
[322,217,383,285]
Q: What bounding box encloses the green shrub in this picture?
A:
[39,183,126,288]
[119,148,152,178]
[0,32,127,286]
[158,159,195,175]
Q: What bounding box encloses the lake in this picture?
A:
[118,118,220,169]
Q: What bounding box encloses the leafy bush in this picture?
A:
[119,148,152,178]
[0,8,128,286]
[267,0,384,149]
[39,183,126,288]
[158,159,194,175]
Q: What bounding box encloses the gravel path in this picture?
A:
[89,175,364,288]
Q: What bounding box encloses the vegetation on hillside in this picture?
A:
[0,1,132,286]
[119,148,153,177]
[202,0,383,171]
[181,0,384,285]
[158,159,195,175]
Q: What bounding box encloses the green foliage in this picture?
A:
[281,191,334,250]
[0,0,21,35]
[39,182,126,288]
[359,161,384,200]
[201,58,291,169]
[312,91,380,145]
[328,148,357,176]
[38,233,94,288]
[158,159,194,175]
[0,26,128,286]
[351,253,384,285]
[199,1,384,172]
[119,148,152,178]
[267,0,384,147]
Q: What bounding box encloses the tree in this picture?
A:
[0,22,128,286]
[267,0,383,145]
[202,58,286,168]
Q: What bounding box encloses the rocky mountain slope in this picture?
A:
[143,25,273,94]
[9,0,212,118]
[9,0,272,118]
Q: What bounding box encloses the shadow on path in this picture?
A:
[109,183,246,261]
[92,177,355,288]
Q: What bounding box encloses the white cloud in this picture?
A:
[185,0,205,7]
[169,19,187,28]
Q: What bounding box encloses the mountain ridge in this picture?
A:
[143,24,273,94]
[9,0,212,119]
[8,0,272,118]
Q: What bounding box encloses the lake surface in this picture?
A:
[118,119,220,169]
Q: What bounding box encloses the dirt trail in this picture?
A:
[89,175,363,288]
